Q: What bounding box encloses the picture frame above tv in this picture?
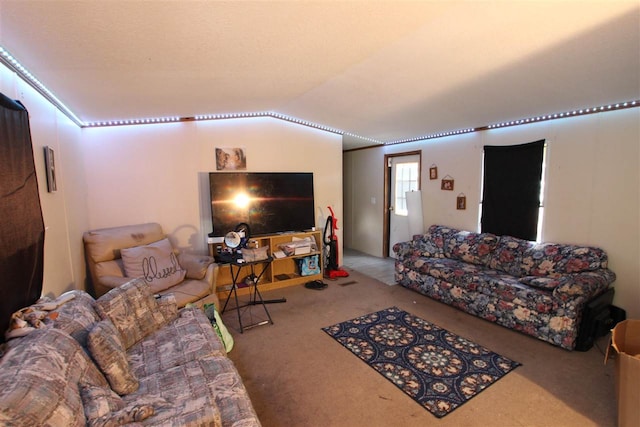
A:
[209,172,315,237]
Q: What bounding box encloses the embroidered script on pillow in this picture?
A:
[121,238,186,293]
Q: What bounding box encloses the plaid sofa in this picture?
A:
[0,278,260,426]
[393,225,616,350]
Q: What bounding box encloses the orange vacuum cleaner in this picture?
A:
[324,206,349,279]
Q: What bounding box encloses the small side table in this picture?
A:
[220,256,275,333]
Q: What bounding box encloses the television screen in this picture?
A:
[209,172,315,236]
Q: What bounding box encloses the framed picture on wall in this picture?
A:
[44,146,57,192]
[441,177,454,191]
[457,194,466,210]
[429,165,438,180]
[215,147,247,171]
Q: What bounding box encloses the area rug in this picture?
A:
[322,306,521,418]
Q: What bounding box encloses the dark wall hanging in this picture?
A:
[0,92,45,342]
[481,140,545,240]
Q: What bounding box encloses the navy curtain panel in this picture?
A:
[0,92,44,342]
[481,139,544,241]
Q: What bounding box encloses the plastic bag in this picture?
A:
[203,303,234,353]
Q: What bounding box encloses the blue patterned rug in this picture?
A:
[322,306,521,418]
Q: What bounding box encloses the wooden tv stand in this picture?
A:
[211,230,323,301]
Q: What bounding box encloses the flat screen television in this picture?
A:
[209,172,315,236]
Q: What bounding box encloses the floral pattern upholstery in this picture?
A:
[394,225,616,350]
[0,279,261,426]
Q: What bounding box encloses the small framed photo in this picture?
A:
[441,178,454,191]
[44,146,57,192]
[429,166,438,180]
[215,147,247,171]
[457,194,466,210]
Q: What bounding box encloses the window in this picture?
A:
[480,140,546,241]
[394,162,419,216]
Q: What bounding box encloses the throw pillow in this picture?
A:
[120,238,186,293]
[87,320,139,395]
[94,278,169,349]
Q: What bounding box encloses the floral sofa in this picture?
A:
[393,225,616,350]
[0,278,260,426]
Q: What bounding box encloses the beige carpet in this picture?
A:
[223,269,617,427]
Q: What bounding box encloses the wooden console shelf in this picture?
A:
[212,230,323,301]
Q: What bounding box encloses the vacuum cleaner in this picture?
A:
[323,206,349,279]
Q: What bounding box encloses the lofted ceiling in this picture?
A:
[0,1,638,150]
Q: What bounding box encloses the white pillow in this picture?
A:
[120,238,186,293]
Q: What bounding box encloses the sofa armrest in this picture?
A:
[552,269,616,305]
[393,240,417,260]
[203,262,219,294]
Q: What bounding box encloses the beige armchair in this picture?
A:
[83,222,219,309]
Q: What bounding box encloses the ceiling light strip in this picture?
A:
[386,128,477,145]
[382,100,640,146]
[84,116,182,127]
[2,45,637,145]
[0,46,84,127]
[481,100,640,130]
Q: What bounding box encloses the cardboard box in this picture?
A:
[605,320,640,427]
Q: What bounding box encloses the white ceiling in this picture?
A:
[1,1,638,150]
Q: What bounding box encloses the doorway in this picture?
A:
[383,151,421,258]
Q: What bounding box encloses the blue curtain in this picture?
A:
[481,140,545,240]
[0,93,44,341]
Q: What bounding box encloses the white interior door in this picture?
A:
[388,155,421,257]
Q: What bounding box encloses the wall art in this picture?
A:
[44,146,57,192]
[457,193,466,210]
[215,147,247,171]
[429,165,438,180]
[441,175,454,191]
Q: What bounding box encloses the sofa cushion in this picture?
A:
[130,358,225,427]
[80,383,125,421]
[95,278,169,349]
[445,230,498,266]
[127,307,226,379]
[121,238,187,293]
[488,235,534,277]
[521,242,609,276]
[80,383,155,427]
[87,320,139,395]
[163,278,213,307]
[0,328,108,427]
[420,225,460,257]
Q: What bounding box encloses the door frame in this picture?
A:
[383,150,422,257]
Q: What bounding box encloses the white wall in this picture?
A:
[2,61,342,300]
[344,108,640,318]
[82,117,343,255]
[0,64,88,298]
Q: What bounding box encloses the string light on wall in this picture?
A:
[484,100,639,130]
[386,128,476,145]
[84,116,181,127]
[0,46,84,126]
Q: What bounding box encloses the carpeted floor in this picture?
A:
[223,268,617,427]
